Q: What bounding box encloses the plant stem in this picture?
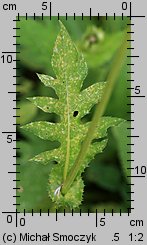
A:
[62,31,128,195]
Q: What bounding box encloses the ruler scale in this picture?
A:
[0,0,146,244]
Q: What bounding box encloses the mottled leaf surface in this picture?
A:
[22,22,124,209]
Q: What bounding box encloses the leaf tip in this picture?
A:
[26,97,33,102]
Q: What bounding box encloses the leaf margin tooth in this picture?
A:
[29,148,62,165]
[27,96,61,115]
[78,81,107,118]
[21,121,62,142]
[37,73,61,96]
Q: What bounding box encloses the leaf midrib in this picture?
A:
[63,80,70,181]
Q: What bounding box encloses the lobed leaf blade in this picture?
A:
[23,21,125,209]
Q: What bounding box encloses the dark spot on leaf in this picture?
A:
[73,111,78,117]
[53,161,58,165]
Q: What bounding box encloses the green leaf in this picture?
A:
[17,17,92,73]
[112,121,131,179]
[17,18,59,73]
[78,82,106,117]
[91,203,126,213]
[16,161,54,212]
[22,21,124,209]
[27,97,60,115]
[80,27,125,68]
[51,23,88,85]
[29,148,63,165]
[22,121,61,141]
[87,161,121,191]
[17,101,38,125]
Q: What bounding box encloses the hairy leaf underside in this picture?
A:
[22,22,123,209]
